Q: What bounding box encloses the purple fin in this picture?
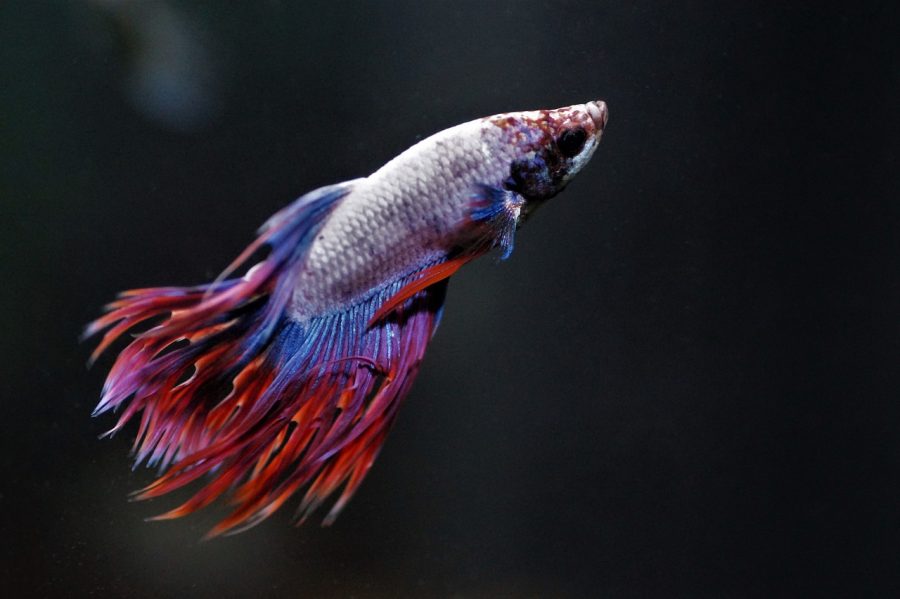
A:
[86,179,454,537]
[469,184,525,259]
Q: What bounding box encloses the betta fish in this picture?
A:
[86,100,609,537]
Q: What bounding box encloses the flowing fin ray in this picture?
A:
[85,180,453,536]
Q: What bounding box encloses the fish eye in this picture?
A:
[557,127,587,158]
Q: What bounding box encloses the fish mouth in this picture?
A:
[587,100,609,130]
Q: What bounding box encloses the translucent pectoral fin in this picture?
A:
[469,184,525,259]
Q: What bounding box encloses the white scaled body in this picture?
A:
[291,119,514,320]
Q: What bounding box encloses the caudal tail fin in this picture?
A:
[86,180,447,537]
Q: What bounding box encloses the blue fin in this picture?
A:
[86,177,455,537]
[469,184,525,259]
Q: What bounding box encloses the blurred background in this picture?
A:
[2,1,899,596]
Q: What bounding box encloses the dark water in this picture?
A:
[2,1,899,596]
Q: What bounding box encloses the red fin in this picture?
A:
[87,180,459,537]
[368,256,469,326]
[128,282,447,539]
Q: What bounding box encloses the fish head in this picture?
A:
[487,100,608,202]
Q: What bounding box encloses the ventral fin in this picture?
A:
[368,256,469,326]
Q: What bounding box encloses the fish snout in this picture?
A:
[587,100,608,131]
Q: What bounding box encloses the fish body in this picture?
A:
[294,102,607,318]
[87,100,608,536]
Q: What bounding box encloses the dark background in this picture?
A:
[2,1,899,596]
